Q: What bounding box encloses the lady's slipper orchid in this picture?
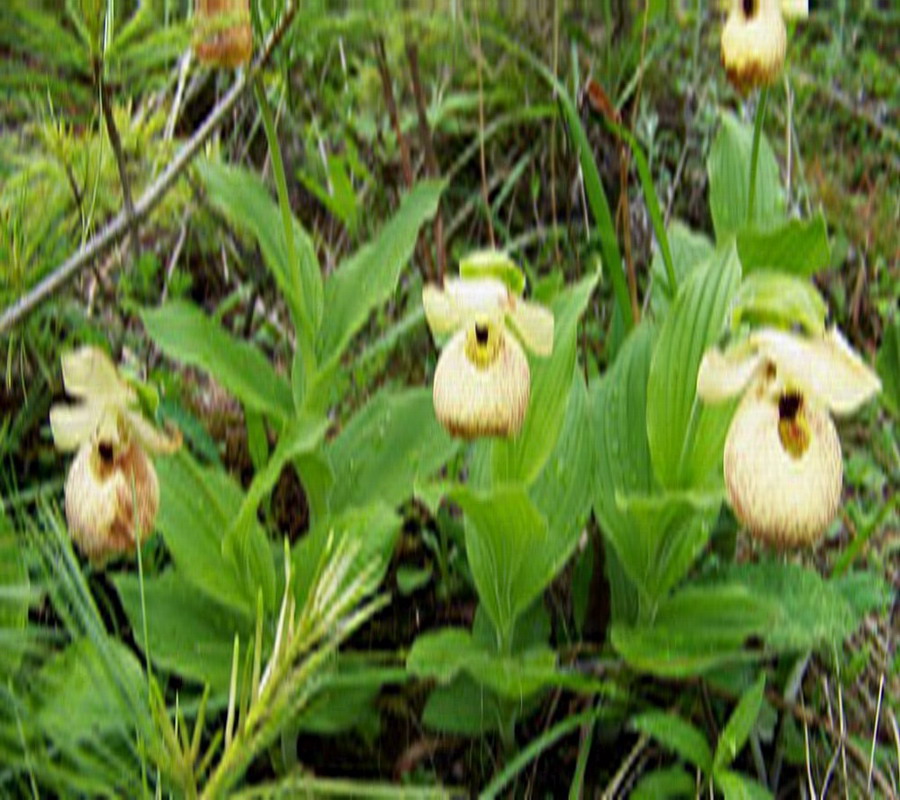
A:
[698,327,880,548]
[194,0,252,68]
[423,254,554,439]
[50,347,181,563]
[721,0,808,91]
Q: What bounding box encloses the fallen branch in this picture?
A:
[0,1,302,335]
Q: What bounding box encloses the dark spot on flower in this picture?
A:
[742,0,755,17]
[475,324,489,346]
[98,441,114,463]
[778,392,802,422]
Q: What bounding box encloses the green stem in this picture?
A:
[747,86,769,226]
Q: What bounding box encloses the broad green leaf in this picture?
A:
[708,113,783,241]
[407,627,557,699]
[736,214,830,277]
[316,179,444,366]
[617,489,722,603]
[114,570,250,691]
[141,301,293,421]
[715,769,774,800]
[591,324,656,615]
[451,485,550,647]
[198,160,323,337]
[295,667,387,736]
[832,570,892,621]
[631,710,713,773]
[630,766,696,799]
[492,273,597,486]
[422,675,507,735]
[876,315,900,418]
[711,562,887,653]
[714,673,766,771]
[292,503,401,605]
[611,584,776,677]
[730,270,827,335]
[325,387,458,512]
[297,154,360,233]
[407,628,474,682]
[35,637,147,748]
[156,450,259,614]
[295,450,335,526]
[396,566,432,595]
[244,407,269,472]
[223,414,327,612]
[651,221,715,317]
[592,324,657,531]
[530,370,593,569]
[647,244,741,490]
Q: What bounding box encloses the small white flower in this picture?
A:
[698,327,880,547]
[423,252,554,439]
[50,347,180,563]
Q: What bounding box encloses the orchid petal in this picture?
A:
[126,410,183,455]
[781,0,808,19]
[423,279,509,338]
[445,278,509,315]
[752,327,881,415]
[61,347,134,406]
[423,284,459,336]
[697,343,765,403]
[506,299,554,357]
[50,402,105,451]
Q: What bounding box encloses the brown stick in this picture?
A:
[406,41,446,280]
[617,148,640,324]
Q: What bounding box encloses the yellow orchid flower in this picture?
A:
[721,0,808,91]
[50,347,181,563]
[423,252,554,439]
[698,327,880,548]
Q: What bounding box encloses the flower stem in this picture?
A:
[747,86,769,226]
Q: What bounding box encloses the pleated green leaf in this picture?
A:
[646,244,741,490]
[492,273,597,486]
[714,673,766,771]
[611,584,776,677]
[708,113,783,241]
[156,450,263,615]
[113,570,251,692]
[317,179,444,367]
[451,484,550,646]
[736,214,830,277]
[198,160,323,339]
[325,387,458,513]
[631,710,713,773]
[223,413,328,611]
[529,370,594,570]
[141,300,293,421]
